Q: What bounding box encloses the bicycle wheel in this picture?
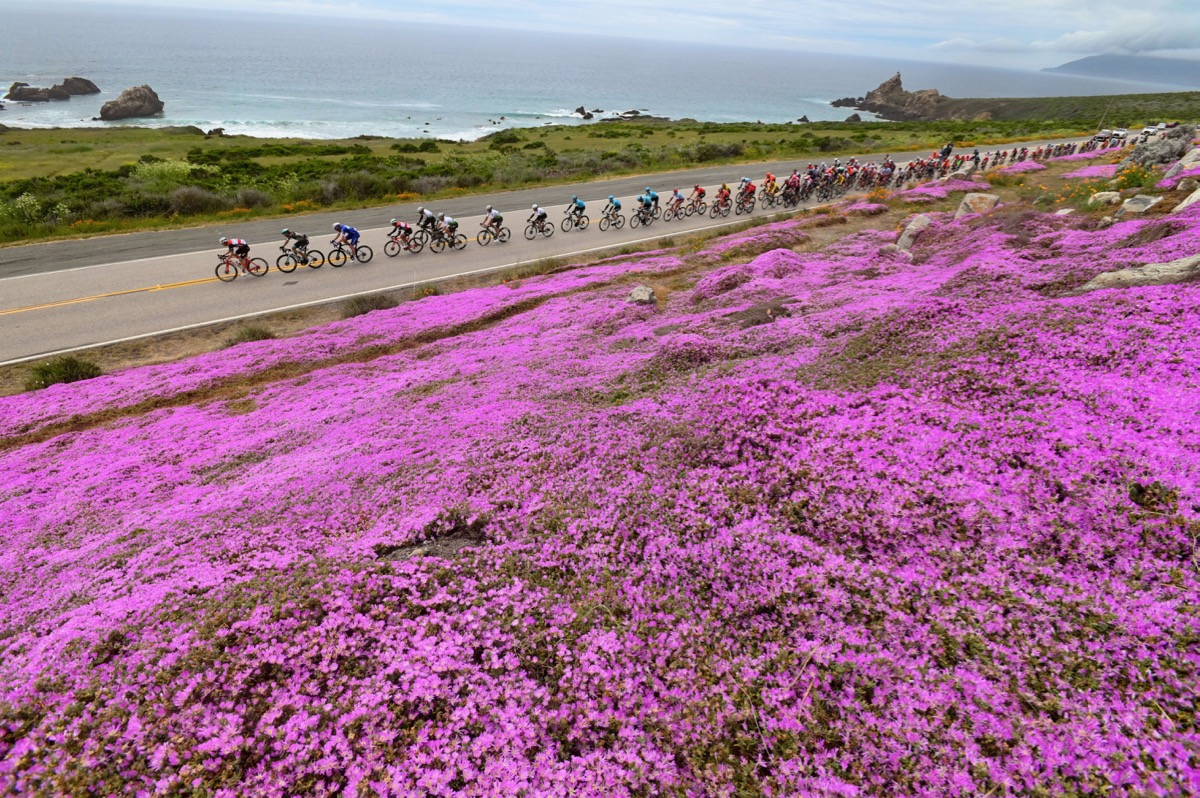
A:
[561,216,573,233]
[385,240,402,257]
[614,214,625,229]
[709,203,720,219]
[356,245,373,263]
[328,248,348,267]
[497,227,511,243]
[406,236,425,254]
[247,258,269,277]
[215,261,237,282]
[630,212,642,228]
[577,215,589,230]
[305,250,325,268]
[599,216,610,231]
[652,205,661,219]
[476,228,494,246]
[276,253,298,273]
[524,223,538,240]
[452,234,467,250]
[542,223,554,238]
[721,202,731,217]
[430,236,446,254]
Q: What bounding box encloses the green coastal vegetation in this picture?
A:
[2,88,1198,246]
[0,118,1083,245]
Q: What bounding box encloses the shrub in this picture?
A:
[234,188,273,209]
[224,326,277,347]
[417,141,440,153]
[168,186,231,215]
[25,356,102,391]
[342,294,399,319]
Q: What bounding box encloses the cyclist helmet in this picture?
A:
[332,223,342,231]
[219,237,229,245]
[389,218,398,225]
[645,187,652,192]
[437,212,445,220]
[486,205,493,212]
[281,228,290,236]
[571,195,578,201]
[608,195,614,202]
[532,203,538,209]
[694,184,700,190]
[417,206,425,214]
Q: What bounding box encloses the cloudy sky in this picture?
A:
[51,0,1200,69]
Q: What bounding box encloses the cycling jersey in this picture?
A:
[571,199,585,211]
[225,238,247,247]
[339,226,360,242]
[646,191,658,204]
[486,209,503,222]
[418,210,436,228]
[607,199,622,210]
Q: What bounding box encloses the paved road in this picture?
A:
[0,136,1095,365]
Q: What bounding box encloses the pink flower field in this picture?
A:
[2,196,1199,796]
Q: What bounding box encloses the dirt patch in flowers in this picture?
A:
[1118,221,1186,248]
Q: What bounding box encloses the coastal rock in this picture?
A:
[57,77,100,95]
[627,286,657,305]
[1077,254,1200,292]
[953,193,1001,220]
[99,85,164,121]
[1173,186,1200,213]
[5,82,58,102]
[844,113,862,123]
[797,115,810,123]
[897,214,933,251]
[1121,125,1196,169]
[1119,195,1163,215]
[1088,191,1122,206]
[831,97,861,108]
[574,105,594,120]
[858,72,949,121]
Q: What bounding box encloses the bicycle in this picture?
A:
[524,217,555,239]
[327,240,374,267]
[708,196,732,218]
[685,197,707,217]
[476,223,512,246]
[598,208,625,231]
[215,252,268,282]
[759,187,780,209]
[561,208,589,232]
[429,228,468,253]
[629,206,655,228]
[384,232,421,257]
[276,244,325,272]
[735,192,756,215]
[662,201,686,222]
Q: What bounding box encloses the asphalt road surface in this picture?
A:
[0,137,1094,365]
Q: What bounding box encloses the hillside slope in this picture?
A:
[1,157,1199,796]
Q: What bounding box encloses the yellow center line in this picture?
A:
[0,273,230,317]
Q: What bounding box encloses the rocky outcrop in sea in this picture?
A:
[98,85,164,121]
[5,77,100,102]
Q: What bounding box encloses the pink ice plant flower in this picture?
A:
[1,200,1198,797]
[1062,164,1119,179]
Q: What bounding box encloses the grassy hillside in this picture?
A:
[935,90,1200,124]
[2,148,1198,795]
[0,118,1088,244]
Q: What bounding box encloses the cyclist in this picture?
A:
[528,204,549,231]
[763,172,778,196]
[437,212,459,238]
[331,223,360,260]
[567,195,586,224]
[280,228,309,255]
[483,204,504,235]
[644,187,659,210]
[716,182,731,206]
[638,194,654,220]
[219,236,251,269]
[689,183,706,202]
[741,180,757,200]
[669,188,685,213]
[603,195,622,218]
[416,206,437,232]
[389,217,414,245]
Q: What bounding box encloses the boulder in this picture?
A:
[1088,191,1122,206]
[1054,209,1075,216]
[878,243,912,260]
[897,214,933,251]
[1161,146,1200,180]
[1120,125,1196,169]
[858,72,950,121]
[1178,178,1199,195]
[797,115,810,123]
[627,286,657,305]
[1077,254,1200,292]
[844,113,862,123]
[1118,195,1163,215]
[99,85,164,120]
[5,82,53,101]
[57,77,100,95]
[953,193,1000,220]
[1173,186,1200,213]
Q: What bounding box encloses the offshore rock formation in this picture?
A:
[858,73,950,121]
[99,85,164,121]
[5,77,99,102]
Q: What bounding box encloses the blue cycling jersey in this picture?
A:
[647,191,658,200]
[341,226,360,240]
[610,199,622,209]
[573,199,585,210]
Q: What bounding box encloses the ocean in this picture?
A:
[2,2,1183,141]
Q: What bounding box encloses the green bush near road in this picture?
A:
[25,356,103,391]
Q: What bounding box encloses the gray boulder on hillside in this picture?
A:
[99,85,164,121]
[1121,125,1196,168]
[1077,254,1200,292]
